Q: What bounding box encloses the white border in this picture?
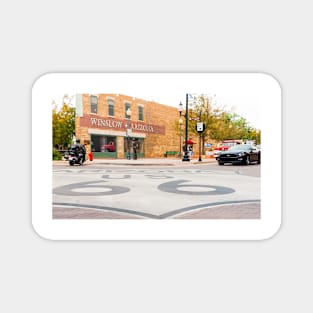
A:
[32,73,281,240]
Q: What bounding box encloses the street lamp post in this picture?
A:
[179,117,183,157]
[198,110,203,162]
[126,108,132,160]
[198,134,202,162]
[178,94,190,162]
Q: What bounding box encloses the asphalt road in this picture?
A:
[209,162,260,177]
[53,162,261,219]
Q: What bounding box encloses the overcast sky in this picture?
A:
[110,73,263,129]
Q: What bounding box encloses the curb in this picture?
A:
[53,158,217,167]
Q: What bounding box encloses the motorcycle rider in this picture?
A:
[68,139,86,163]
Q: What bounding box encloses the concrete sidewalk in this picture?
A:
[53,156,216,167]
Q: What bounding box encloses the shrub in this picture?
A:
[53,149,63,160]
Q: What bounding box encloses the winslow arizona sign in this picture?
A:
[79,114,166,135]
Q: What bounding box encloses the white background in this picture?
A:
[33,73,280,240]
[0,1,310,312]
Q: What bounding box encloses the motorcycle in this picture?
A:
[68,150,85,166]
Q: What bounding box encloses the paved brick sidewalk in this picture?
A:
[53,202,260,219]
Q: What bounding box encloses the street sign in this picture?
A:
[196,122,205,133]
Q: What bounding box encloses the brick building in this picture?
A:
[74,94,183,158]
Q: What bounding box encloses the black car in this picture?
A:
[216,144,261,165]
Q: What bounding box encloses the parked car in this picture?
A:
[216,144,260,165]
[213,139,243,157]
[101,141,116,152]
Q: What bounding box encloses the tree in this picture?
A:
[52,95,75,149]
[187,94,223,154]
[174,94,261,154]
[181,94,261,147]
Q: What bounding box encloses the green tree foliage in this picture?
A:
[209,112,253,141]
[52,96,75,149]
[52,148,63,160]
[208,111,261,143]
[175,94,261,150]
[188,94,216,140]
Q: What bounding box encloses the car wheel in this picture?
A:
[218,161,224,165]
[244,156,250,165]
[257,153,261,164]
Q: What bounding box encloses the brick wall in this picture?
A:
[76,94,181,158]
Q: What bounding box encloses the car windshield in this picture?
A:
[228,144,254,151]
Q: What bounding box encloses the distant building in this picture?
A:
[74,94,180,158]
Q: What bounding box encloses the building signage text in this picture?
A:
[80,115,165,135]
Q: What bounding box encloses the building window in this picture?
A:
[108,99,115,116]
[125,102,131,118]
[91,134,116,153]
[90,95,98,114]
[138,106,144,121]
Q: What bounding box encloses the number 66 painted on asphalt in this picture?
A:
[53,179,235,196]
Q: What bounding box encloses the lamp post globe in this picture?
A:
[178,101,183,115]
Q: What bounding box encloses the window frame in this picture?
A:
[107,98,115,117]
[90,95,98,114]
[138,105,144,121]
[125,102,131,119]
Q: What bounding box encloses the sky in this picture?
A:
[111,73,263,129]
